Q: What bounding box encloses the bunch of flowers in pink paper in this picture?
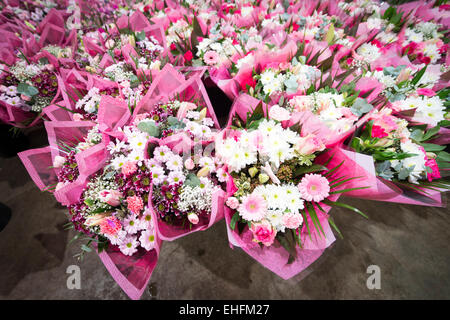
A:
[216,102,369,278]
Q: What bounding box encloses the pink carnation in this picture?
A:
[100,216,122,236]
[121,161,137,176]
[238,194,267,221]
[426,159,441,182]
[416,88,436,97]
[250,220,277,246]
[371,125,388,138]
[282,212,303,229]
[127,196,144,214]
[226,197,239,209]
[298,174,330,202]
[204,50,219,65]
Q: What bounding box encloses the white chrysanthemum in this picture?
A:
[356,43,381,63]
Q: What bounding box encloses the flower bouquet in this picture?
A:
[217,101,370,279]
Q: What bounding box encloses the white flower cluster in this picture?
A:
[196,36,240,66]
[75,87,102,114]
[137,36,164,54]
[259,63,321,96]
[356,43,382,64]
[253,184,304,232]
[104,62,135,83]
[0,85,29,111]
[288,92,356,134]
[216,119,301,172]
[390,140,428,184]
[166,19,192,45]
[394,95,446,126]
[178,181,218,214]
[9,60,44,82]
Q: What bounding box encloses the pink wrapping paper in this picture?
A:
[97,96,131,139]
[341,148,445,207]
[18,146,58,191]
[98,237,162,300]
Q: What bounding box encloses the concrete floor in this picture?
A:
[0,125,449,300]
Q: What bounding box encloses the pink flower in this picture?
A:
[184,50,193,61]
[121,161,137,176]
[55,182,66,191]
[282,212,303,229]
[250,220,277,246]
[20,94,31,102]
[269,105,291,122]
[226,196,239,209]
[73,113,84,121]
[99,216,122,236]
[184,158,195,170]
[127,196,144,214]
[298,174,330,202]
[238,194,267,221]
[188,213,199,224]
[53,155,66,168]
[98,189,122,207]
[426,159,441,182]
[371,125,388,138]
[416,88,436,97]
[295,134,325,155]
[203,50,219,65]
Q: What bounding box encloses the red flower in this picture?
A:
[170,43,177,51]
[421,56,431,64]
[184,50,193,61]
[292,22,299,31]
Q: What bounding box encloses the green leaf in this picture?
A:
[325,23,335,44]
[411,65,427,86]
[410,129,424,142]
[350,98,373,117]
[422,125,441,141]
[17,82,39,97]
[81,244,92,252]
[183,173,201,187]
[421,143,446,152]
[322,199,368,219]
[137,121,160,137]
[136,31,146,42]
[84,198,94,207]
[167,116,186,130]
[230,212,240,230]
[437,151,450,162]
[294,164,328,177]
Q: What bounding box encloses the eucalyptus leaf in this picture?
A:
[137,121,160,137]
[350,98,373,117]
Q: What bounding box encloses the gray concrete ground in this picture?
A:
[0,126,449,300]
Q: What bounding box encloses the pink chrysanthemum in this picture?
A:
[99,216,122,236]
[298,174,330,202]
[121,161,138,176]
[127,196,144,214]
[238,194,267,221]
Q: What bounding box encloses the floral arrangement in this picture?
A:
[4,0,449,300]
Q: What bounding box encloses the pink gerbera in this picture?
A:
[203,50,219,65]
[298,174,330,202]
[238,194,267,221]
[127,196,144,214]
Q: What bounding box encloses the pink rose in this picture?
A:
[99,189,122,207]
[53,155,66,168]
[121,161,137,176]
[226,197,239,209]
[184,158,195,170]
[269,105,291,122]
[295,133,325,155]
[73,113,84,121]
[20,94,31,102]
[282,213,303,229]
[188,213,199,224]
[250,220,277,246]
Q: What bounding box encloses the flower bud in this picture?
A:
[426,152,437,159]
[188,212,199,224]
[184,158,195,170]
[258,173,269,184]
[197,166,210,177]
[248,167,258,178]
[53,155,66,168]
